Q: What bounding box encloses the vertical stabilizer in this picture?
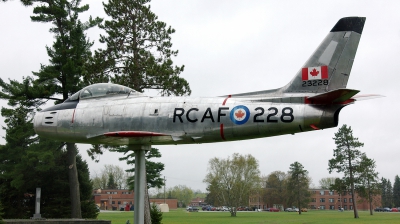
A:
[283,17,366,93]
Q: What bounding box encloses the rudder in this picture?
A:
[283,17,366,94]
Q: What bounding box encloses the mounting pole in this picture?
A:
[32,187,42,219]
[164,176,166,204]
[131,145,150,224]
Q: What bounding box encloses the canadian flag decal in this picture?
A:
[302,66,328,80]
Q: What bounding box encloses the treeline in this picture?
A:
[203,153,311,217]
[150,185,206,207]
[201,125,387,219]
[381,175,400,208]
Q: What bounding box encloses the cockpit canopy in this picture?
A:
[66,83,141,101]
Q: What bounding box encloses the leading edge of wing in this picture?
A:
[104,131,168,137]
[85,131,176,145]
[103,131,185,143]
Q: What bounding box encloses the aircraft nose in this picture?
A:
[33,111,43,135]
[33,111,58,138]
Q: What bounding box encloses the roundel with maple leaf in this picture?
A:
[230,105,250,125]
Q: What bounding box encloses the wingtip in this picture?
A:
[352,94,385,101]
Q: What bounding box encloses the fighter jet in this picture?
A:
[34,17,371,146]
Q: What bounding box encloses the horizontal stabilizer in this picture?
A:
[305,89,360,105]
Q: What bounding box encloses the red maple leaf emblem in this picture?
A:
[310,68,319,76]
[235,110,245,119]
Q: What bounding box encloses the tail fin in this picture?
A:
[283,17,366,93]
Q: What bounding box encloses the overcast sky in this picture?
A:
[1,0,399,192]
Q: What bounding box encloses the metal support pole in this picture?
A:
[32,187,42,219]
[131,145,150,224]
[164,176,166,204]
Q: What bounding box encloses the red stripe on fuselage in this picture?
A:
[220,95,231,140]
[222,95,231,105]
[220,124,226,141]
[71,109,76,123]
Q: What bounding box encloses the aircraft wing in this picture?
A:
[84,131,172,145]
[104,131,168,137]
[85,131,190,145]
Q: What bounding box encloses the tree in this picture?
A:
[0,200,4,221]
[91,0,191,96]
[87,0,191,199]
[116,147,164,190]
[329,177,349,210]
[393,175,400,207]
[0,0,102,218]
[204,179,221,207]
[89,1,192,222]
[286,162,311,214]
[328,124,364,218]
[92,164,128,190]
[0,79,90,218]
[107,174,117,189]
[356,154,380,215]
[381,178,393,207]
[150,202,163,224]
[263,171,288,207]
[193,190,207,199]
[204,153,260,217]
[319,177,338,189]
[168,185,194,207]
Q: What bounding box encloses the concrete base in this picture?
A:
[159,204,169,212]
[3,220,111,224]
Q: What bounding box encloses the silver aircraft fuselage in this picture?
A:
[33,17,370,146]
[33,88,342,146]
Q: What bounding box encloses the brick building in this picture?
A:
[93,189,178,210]
[249,189,381,211]
[309,189,381,211]
[190,197,207,207]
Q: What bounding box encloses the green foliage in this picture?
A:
[329,178,349,195]
[286,162,311,214]
[86,0,193,191]
[0,140,98,218]
[356,154,380,215]
[91,0,191,96]
[107,174,117,189]
[204,153,261,217]
[0,0,101,218]
[0,78,97,218]
[28,0,102,102]
[380,178,393,208]
[263,171,288,207]
[328,124,364,218]
[168,185,194,208]
[204,181,219,206]
[328,125,364,177]
[150,203,163,224]
[319,177,338,189]
[92,164,127,190]
[115,147,165,189]
[0,199,4,222]
[393,175,400,207]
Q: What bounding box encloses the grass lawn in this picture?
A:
[98,209,400,224]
